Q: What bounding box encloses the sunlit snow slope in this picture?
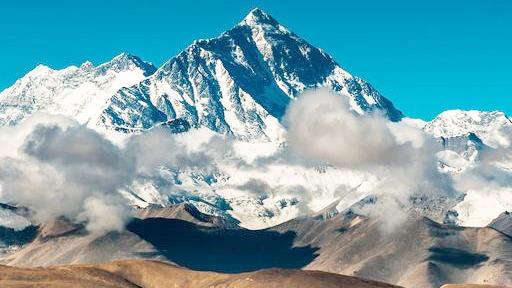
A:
[0,53,156,127]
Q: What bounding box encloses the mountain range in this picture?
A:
[2,9,509,147]
[0,8,402,140]
[0,7,511,288]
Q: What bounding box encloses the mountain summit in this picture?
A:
[0,9,402,139]
[96,8,403,139]
[0,53,156,126]
[424,109,512,148]
[240,8,280,27]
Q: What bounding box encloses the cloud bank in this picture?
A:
[283,89,452,232]
[0,88,508,234]
[0,114,221,234]
[0,117,132,234]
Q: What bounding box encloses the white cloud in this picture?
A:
[283,88,452,232]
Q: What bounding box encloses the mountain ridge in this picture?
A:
[424,109,512,148]
[97,8,403,139]
[0,53,157,126]
[0,8,403,140]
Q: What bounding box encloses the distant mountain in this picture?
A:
[424,110,512,148]
[0,53,156,126]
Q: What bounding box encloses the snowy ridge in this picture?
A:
[124,132,375,230]
[0,53,156,126]
[99,8,402,140]
[424,109,512,148]
[424,110,512,227]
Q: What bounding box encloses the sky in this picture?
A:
[0,0,510,120]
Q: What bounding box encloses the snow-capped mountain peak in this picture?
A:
[0,53,157,126]
[239,8,282,29]
[100,53,157,76]
[0,9,403,139]
[27,64,54,76]
[424,109,512,147]
[98,8,403,139]
[79,61,94,71]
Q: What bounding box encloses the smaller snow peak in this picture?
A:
[101,53,157,76]
[425,109,512,148]
[34,64,51,71]
[112,52,138,62]
[434,109,505,121]
[27,64,53,76]
[79,61,95,71]
[432,110,509,128]
[240,8,280,28]
[109,52,140,65]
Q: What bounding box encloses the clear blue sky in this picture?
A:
[0,0,510,120]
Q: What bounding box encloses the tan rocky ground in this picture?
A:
[441,284,511,288]
[0,259,401,288]
[1,204,511,288]
[271,211,512,288]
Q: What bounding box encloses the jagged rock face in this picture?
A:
[0,53,156,126]
[98,8,403,139]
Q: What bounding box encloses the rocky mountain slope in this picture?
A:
[271,210,512,288]
[489,211,512,237]
[1,204,510,288]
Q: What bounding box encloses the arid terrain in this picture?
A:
[441,285,510,288]
[1,203,511,288]
[0,259,401,288]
